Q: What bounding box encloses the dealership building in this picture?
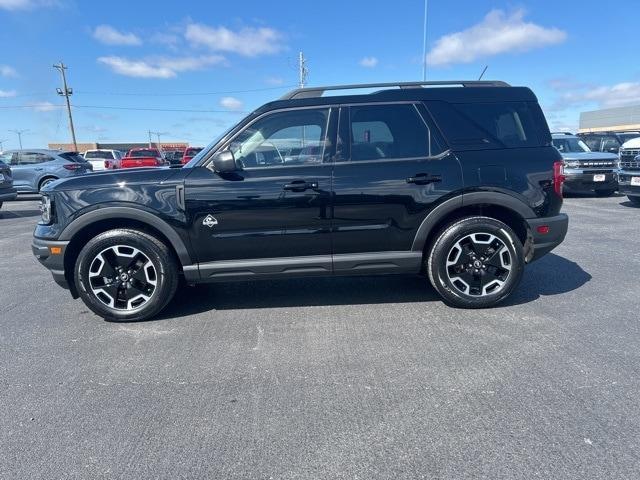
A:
[48,142,189,153]
[578,105,640,133]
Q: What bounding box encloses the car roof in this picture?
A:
[254,82,537,115]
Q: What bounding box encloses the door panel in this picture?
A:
[331,103,463,255]
[185,107,336,266]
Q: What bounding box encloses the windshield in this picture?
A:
[84,151,113,159]
[128,149,158,158]
[618,133,640,144]
[552,137,591,153]
[59,152,87,163]
[185,148,203,156]
[183,121,245,167]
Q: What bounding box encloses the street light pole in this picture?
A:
[9,129,28,150]
[53,62,78,151]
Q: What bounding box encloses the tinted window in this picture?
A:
[59,152,86,162]
[19,152,52,165]
[230,108,330,167]
[128,149,158,158]
[552,137,590,153]
[428,101,544,149]
[347,104,432,161]
[84,151,114,159]
[601,136,620,151]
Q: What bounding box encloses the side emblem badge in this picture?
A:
[203,215,219,228]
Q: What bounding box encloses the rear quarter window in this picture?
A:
[426,101,548,150]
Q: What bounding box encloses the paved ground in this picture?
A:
[0,194,639,479]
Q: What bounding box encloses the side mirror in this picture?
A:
[212,150,238,173]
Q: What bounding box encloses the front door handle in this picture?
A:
[283,180,318,192]
[406,173,442,185]
[34,168,44,171]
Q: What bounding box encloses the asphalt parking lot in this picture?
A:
[1,194,639,479]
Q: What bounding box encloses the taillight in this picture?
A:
[553,161,565,197]
[63,163,82,171]
[104,160,111,169]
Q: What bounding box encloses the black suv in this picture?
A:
[32,81,569,321]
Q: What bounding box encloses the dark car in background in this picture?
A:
[552,133,618,196]
[0,158,17,209]
[577,131,640,154]
[33,80,568,322]
[164,150,185,165]
[121,148,164,168]
[0,149,91,193]
[181,147,203,164]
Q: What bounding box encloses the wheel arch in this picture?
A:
[412,192,534,261]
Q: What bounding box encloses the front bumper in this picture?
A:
[525,214,569,262]
[0,186,17,202]
[32,236,74,294]
[617,172,640,197]
[563,171,617,193]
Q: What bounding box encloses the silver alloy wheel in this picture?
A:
[88,245,158,311]
[445,232,512,297]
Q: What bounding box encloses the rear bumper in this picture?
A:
[0,186,17,202]
[32,236,74,294]
[525,214,569,262]
[564,172,617,192]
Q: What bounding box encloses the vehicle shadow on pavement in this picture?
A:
[0,208,41,219]
[504,253,591,306]
[619,200,640,209]
[158,275,440,319]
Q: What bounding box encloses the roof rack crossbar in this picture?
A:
[281,80,510,100]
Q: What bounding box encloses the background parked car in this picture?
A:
[577,131,640,154]
[163,150,185,165]
[82,149,123,171]
[0,149,92,193]
[181,147,203,164]
[121,148,164,168]
[617,137,640,206]
[0,158,17,209]
[552,133,618,196]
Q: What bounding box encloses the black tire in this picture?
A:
[628,196,640,206]
[427,216,524,309]
[38,177,58,191]
[74,229,178,322]
[595,189,615,197]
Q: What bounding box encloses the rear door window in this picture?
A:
[18,152,53,165]
[427,101,545,149]
[59,152,86,162]
[345,103,440,161]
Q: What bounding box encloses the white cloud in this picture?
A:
[97,55,226,79]
[556,82,640,109]
[150,32,180,47]
[219,97,243,111]
[0,0,57,10]
[185,23,284,57]
[0,65,18,77]
[427,9,566,66]
[0,89,17,97]
[359,56,378,68]
[93,25,142,46]
[30,101,59,112]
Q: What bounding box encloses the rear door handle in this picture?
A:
[283,180,318,192]
[406,173,442,185]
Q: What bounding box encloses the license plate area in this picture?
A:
[631,177,640,186]
[593,174,606,182]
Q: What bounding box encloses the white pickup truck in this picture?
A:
[617,137,640,205]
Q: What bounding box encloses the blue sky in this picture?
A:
[0,0,638,149]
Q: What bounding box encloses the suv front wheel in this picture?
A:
[427,216,524,308]
[74,229,178,322]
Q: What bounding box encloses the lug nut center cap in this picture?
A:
[473,260,483,269]
[119,273,129,282]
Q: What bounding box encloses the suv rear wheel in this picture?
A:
[427,216,524,308]
[74,229,178,322]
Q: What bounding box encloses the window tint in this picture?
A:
[347,104,432,161]
[581,136,601,151]
[84,151,114,159]
[59,152,86,163]
[427,101,543,149]
[19,152,52,165]
[601,136,620,151]
[230,108,329,167]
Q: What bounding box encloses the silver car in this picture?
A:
[0,149,92,193]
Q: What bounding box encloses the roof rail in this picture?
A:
[280,80,511,100]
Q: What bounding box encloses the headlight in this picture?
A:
[564,160,579,168]
[40,195,52,224]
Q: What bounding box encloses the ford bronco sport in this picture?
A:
[32,81,569,321]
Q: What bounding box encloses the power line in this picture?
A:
[0,104,247,113]
[74,85,297,97]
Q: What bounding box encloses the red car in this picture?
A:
[181,147,203,164]
[121,148,164,169]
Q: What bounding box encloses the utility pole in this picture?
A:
[9,129,28,150]
[298,51,308,88]
[148,130,153,148]
[149,131,167,151]
[53,62,78,152]
[422,0,428,81]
